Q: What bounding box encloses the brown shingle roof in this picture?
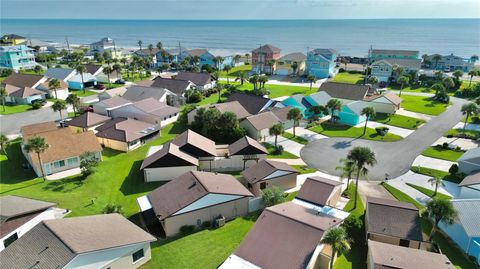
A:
[140,142,199,170]
[185,49,209,57]
[242,159,298,184]
[366,91,402,106]
[67,112,111,128]
[0,196,55,220]
[171,129,217,157]
[205,101,251,120]
[368,240,454,269]
[252,44,281,54]
[148,171,252,220]
[226,92,273,115]
[150,77,192,95]
[2,73,44,88]
[296,176,342,206]
[235,202,340,269]
[270,107,292,122]
[366,197,423,242]
[98,96,131,108]
[21,121,58,136]
[131,98,180,119]
[82,64,102,75]
[228,136,268,156]
[8,86,44,98]
[318,82,370,101]
[243,111,280,131]
[95,118,158,142]
[175,72,211,86]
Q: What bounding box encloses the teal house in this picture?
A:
[305,48,337,79]
[0,45,36,71]
[368,48,419,63]
[180,49,233,70]
[282,95,310,118]
[338,102,367,125]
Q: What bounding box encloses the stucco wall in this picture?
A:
[368,233,421,249]
[144,166,197,182]
[97,137,129,152]
[250,173,297,197]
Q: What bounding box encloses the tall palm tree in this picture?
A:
[233,54,241,64]
[0,134,9,159]
[432,55,442,70]
[269,123,284,147]
[326,99,342,122]
[223,64,232,83]
[267,59,276,74]
[213,56,224,70]
[75,65,87,94]
[52,99,67,122]
[428,177,445,197]
[335,158,357,187]
[308,105,329,120]
[431,83,445,96]
[245,53,250,64]
[452,70,463,81]
[156,41,163,51]
[360,107,375,135]
[320,227,350,269]
[347,146,377,209]
[442,77,454,92]
[65,94,80,116]
[287,108,302,137]
[0,85,7,112]
[103,66,113,86]
[249,75,259,90]
[306,75,317,90]
[397,76,409,97]
[461,102,478,134]
[291,61,298,76]
[258,75,268,88]
[47,78,61,99]
[24,136,50,181]
[470,55,478,64]
[468,70,479,86]
[137,40,143,51]
[236,71,248,85]
[423,198,458,241]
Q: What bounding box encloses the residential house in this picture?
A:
[295,176,343,208]
[0,196,59,251]
[241,159,299,196]
[134,47,161,67]
[67,112,111,132]
[144,76,195,96]
[276,52,306,76]
[240,107,293,140]
[83,64,121,83]
[21,122,102,177]
[110,98,180,127]
[187,100,252,124]
[305,48,338,79]
[122,85,174,103]
[458,171,480,199]
[180,49,234,70]
[251,44,281,74]
[368,48,420,63]
[283,91,331,119]
[457,148,480,174]
[175,71,215,90]
[424,53,475,72]
[156,48,181,64]
[0,45,36,70]
[21,38,60,54]
[89,37,115,54]
[439,199,480,262]
[2,73,69,102]
[44,67,97,90]
[220,202,343,269]
[365,197,424,249]
[141,129,268,182]
[370,58,422,82]
[0,34,27,45]
[95,118,160,152]
[0,214,156,269]
[93,96,132,116]
[139,171,253,237]
[97,86,127,100]
[367,240,454,269]
[282,94,310,118]
[226,92,279,115]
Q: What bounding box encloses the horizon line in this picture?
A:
[2,17,480,21]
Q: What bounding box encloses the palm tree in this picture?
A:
[214,83,224,102]
[137,40,143,51]
[156,41,163,51]
[308,105,329,120]
[245,53,250,64]
[52,99,67,122]
[47,78,61,99]
[423,198,458,241]
[0,85,7,112]
[470,55,479,64]
[223,65,232,83]
[269,123,284,147]
[442,77,454,92]
[291,61,298,76]
[397,76,409,96]
[75,65,87,94]
[336,158,358,187]
[320,227,350,269]
[103,66,113,86]
[213,56,224,70]
[431,83,446,96]
[258,75,268,88]
[34,65,42,74]
[468,70,478,86]
[347,147,377,209]
[461,102,478,134]
[236,71,248,85]
[287,108,302,137]
[432,55,442,70]
[367,76,378,85]
[24,136,50,181]
[326,99,342,122]
[306,75,317,91]
[65,94,80,116]
[428,177,445,197]
[452,70,463,80]
[267,59,276,74]
[233,54,241,64]
[0,134,9,159]
[249,75,259,90]
[361,107,375,135]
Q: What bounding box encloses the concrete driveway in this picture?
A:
[0,107,64,135]
[300,97,467,181]
[355,121,414,138]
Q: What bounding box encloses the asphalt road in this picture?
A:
[301,97,467,181]
[0,107,64,135]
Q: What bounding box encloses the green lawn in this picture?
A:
[143,213,258,269]
[0,122,186,217]
[332,72,364,84]
[382,183,423,209]
[421,146,465,162]
[219,65,252,78]
[19,69,45,75]
[0,104,33,115]
[227,81,317,98]
[445,128,480,140]
[309,123,402,142]
[121,72,152,83]
[400,95,449,116]
[388,85,431,94]
[410,167,464,184]
[405,183,451,200]
[286,191,298,201]
[282,132,309,145]
[263,143,299,159]
[291,165,317,174]
[373,113,425,130]
[71,90,98,97]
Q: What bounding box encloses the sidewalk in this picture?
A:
[268,158,306,165]
[355,121,414,138]
[284,127,327,142]
[396,108,432,121]
[412,155,456,172]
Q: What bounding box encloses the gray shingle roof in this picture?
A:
[150,77,192,95]
[122,85,168,102]
[458,147,480,164]
[370,49,419,57]
[0,196,56,221]
[381,58,422,69]
[459,171,480,187]
[296,176,342,206]
[450,199,480,237]
[242,159,297,184]
[226,92,273,115]
[175,72,211,86]
[318,82,369,101]
[44,68,75,81]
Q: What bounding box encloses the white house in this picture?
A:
[370,58,422,82]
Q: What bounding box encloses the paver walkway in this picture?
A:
[434,137,479,150]
[395,108,432,121]
[412,155,456,172]
[355,121,414,138]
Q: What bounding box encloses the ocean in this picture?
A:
[1,19,479,57]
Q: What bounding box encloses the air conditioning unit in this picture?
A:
[215,215,226,227]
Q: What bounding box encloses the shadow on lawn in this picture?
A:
[120,160,164,196]
[42,175,85,192]
[0,141,37,184]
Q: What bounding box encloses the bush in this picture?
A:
[449,164,459,174]
[338,68,346,73]
[342,215,363,239]
[375,127,389,136]
[31,102,42,110]
[201,221,211,229]
[180,225,196,234]
[472,116,480,124]
[187,91,203,103]
[442,142,450,149]
[102,203,123,214]
[262,186,286,207]
[272,145,284,155]
[0,68,13,77]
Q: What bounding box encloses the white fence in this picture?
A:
[248,197,265,213]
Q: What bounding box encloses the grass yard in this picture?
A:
[410,166,464,184]
[71,90,97,97]
[282,132,309,145]
[291,165,317,174]
[332,72,364,84]
[405,183,451,200]
[286,191,298,201]
[382,183,423,209]
[121,72,152,83]
[226,81,317,98]
[445,128,480,140]
[0,104,33,115]
[388,85,432,94]
[143,213,258,269]
[263,143,299,159]
[219,64,252,78]
[421,146,465,162]
[373,113,425,129]
[400,95,449,116]
[309,123,402,142]
[0,122,187,218]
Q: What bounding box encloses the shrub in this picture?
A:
[180,225,196,234]
[0,68,12,77]
[262,186,286,207]
[338,68,346,73]
[31,102,42,110]
[471,116,480,124]
[449,164,459,174]
[201,221,211,229]
[442,142,450,149]
[272,145,284,155]
[455,146,462,152]
[102,203,123,214]
[342,215,363,239]
[375,126,389,136]
[187,91,203,103]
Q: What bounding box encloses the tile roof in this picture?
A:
[67,112,111,128]
[242,159,298,184]
[318,82,370,101]
[459,171,480,187]
[175,72,211,86]
[150,77,192,95]
[226,92,273,115]
[122,85,168,102]
[234,202,341,269]
[148,171,252,220]
[95,118,158,143]
[2,73,44,88]
[450,199,480,237]
[140,142,199,170]
[243,111,280,131]
[228,136,268,156]
[366,197,423,241]
[370,49,419,57]
[252,44,281,54]
[171,129,217,157]
[296,176,343,206]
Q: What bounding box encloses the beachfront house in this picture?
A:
[305,48,338,79]
[156,48,181,64]
[89,37,115,53]
[370,58,422,82]
[368,48,419,63]
[275,52,306,76]
[179,49,234,70]
[44,67,97,90]
[251,44,281,74]
[424,53,475,72]
[0,34,27,46]
[0,45,36,71]
[134,47,161,67]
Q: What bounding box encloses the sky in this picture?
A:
[2,0,480,20]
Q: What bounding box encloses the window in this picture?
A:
[53,160,65,168]
[399,239,410,247]
[132,248,145,263]
[260,182,267,189]
[3,233,18,248]
[67,157,77,166]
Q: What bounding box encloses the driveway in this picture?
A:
[300,96,467,181]
[265,135,302,156]
[412,155,456,172]
[0,107,64,135]
[355,121,414,138]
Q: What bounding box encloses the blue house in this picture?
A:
[440,199,480,263]
[44,68,97,90]
[180,49,234,70]
[156,48,181,65]
[305,48,337,79]
[0,45,36,71]
[282,95,310,118]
